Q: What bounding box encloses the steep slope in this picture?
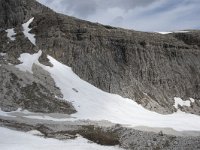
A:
[0,0,200,115]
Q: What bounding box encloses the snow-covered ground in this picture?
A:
[5,28,16,41]
[0,127,122,150]
[14,51,200,131]
[22,18,36,45]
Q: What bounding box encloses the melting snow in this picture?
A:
[0,127,122,150]
[15,51,200,131]
[22,18,36,45]
[5,28,16,41]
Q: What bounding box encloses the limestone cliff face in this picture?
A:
[0,0,200,114]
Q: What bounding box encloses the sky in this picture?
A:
[37,0,200,32]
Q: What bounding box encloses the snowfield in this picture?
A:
[15,51,200,131]
[0,127,122,150]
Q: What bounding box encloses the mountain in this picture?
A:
[0,0,200,149]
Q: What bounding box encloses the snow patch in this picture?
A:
[5,28,16,41]
[157,32,172,34]
[27,130,44,136]
[16,50,42,73]
[174,97,191,109]
[0,53,6,56]
[190,98,195,103]
[0,127,122,150]
[174,31,189,33]
[15,51,200,131]
[22,18,36,45]
[157,30,189,35]
[174,97,196,110]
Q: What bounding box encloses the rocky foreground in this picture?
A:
[1,114,200,150]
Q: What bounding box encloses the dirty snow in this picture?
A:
[22,18,36,45]
[15,51,200,131]
[0,127,122,150]
[5,28,16,41]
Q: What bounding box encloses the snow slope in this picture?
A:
[0,127,122,150]
[15,51,200,131]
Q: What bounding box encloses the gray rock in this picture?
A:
[0,0,200,115]
[0,64,76,114]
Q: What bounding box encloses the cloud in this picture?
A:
[37,0,200,32]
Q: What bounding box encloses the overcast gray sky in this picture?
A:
[37,0,200,32]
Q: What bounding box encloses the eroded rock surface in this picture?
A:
[0,0,200,115]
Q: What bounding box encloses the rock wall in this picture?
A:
[0,0,200,114]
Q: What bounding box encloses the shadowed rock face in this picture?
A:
[0,0,200,115]
[0,0,51,28]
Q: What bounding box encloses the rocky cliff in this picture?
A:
[0,0,200,115]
